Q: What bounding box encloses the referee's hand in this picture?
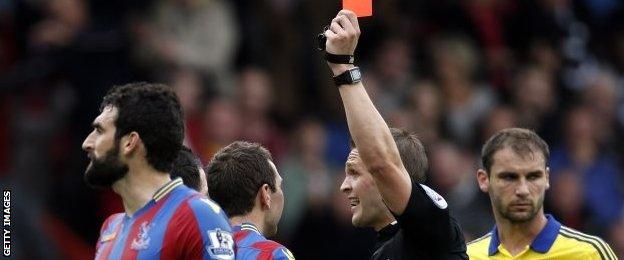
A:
[324,10,360,75]
[324,10,360,57]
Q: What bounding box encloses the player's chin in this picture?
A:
[351,212,364,227]
[506,211,535,222]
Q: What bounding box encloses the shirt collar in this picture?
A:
[233,222,262,235]
[374,220,400,252]
[488,214,561,256]
[153,177,184,202]
[377,221,399,241]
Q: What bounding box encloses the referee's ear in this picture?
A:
[476,169,489,193]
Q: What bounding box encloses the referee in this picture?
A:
[322,10,468,259]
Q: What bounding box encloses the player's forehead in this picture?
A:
[490,147,546,173]
[94,106,118,127]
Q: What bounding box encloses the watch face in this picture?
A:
[350,68,362,81]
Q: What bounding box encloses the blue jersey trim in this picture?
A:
[488,214,561,255]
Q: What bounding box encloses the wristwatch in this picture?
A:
[333,67,362,86]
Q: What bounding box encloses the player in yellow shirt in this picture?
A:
[467,128,616,259]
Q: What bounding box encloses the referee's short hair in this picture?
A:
[481,128,549,174]
[206,141,276,217]
[351,128,428,183]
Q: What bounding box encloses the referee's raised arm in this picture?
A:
[323,10,467,259]
[324,10,412,215]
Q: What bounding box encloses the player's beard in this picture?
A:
[494,194,544,223]
[84,142,129,188]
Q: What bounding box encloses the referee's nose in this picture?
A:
[340,176,352,193]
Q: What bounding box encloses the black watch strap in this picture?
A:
[325,52,355,64]
[333,67,362,86]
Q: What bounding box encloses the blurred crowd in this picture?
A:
[1,0,624,259]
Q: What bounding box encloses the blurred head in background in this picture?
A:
[406,81,443,145]
[580,70,620,144]
[374,37,413,85]
[237,67,273,117]
[29,0,88,48]
[429,141,470,194]
[512,66,557,129]
[169,68,208,116]
[431,34,480,85]
[480,106,518,144]
[201,97,241,158]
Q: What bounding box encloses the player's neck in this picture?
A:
[112,164,171,217]
[496,211,548,256]
[230,212,265,235]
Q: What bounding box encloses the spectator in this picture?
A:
[134,0,239,90]
[431,34,496,147]
[550,106,624,231]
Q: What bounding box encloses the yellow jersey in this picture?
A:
[467,215,616,259]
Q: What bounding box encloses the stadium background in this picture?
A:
[0,0,623,259]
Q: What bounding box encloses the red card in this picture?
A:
[343,0,372,17]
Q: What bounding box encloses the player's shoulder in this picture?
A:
[100,213,124,232]
[556,225,617,259]
[169,193,231,231]
[184,194,225,215]
[249,240,294,260]
[96,213,124,245]
[102,212,124,224]
[416,183,448,210]
[189,196,228,218]
[272,245,295,260]
[401,183,448,219]
[466,232,492,259]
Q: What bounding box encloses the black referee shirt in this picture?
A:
[371,180,468,260]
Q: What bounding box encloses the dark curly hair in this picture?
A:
[100,82,184,173]
[206,141,275,217]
